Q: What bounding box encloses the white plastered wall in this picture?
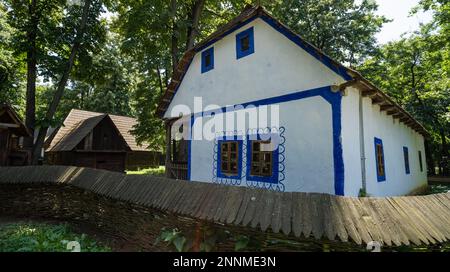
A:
[164,18,345,118]
[341,87,427,196]
[189,96,335,194]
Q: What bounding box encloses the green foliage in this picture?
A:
[0,222,110,252]
[358,188,367,197]
[155,225,230,252]
[126,166,165,176]
[0,2,25,109]
[357,2,450,174]
[234,235,250,251]
[269,0,389,65]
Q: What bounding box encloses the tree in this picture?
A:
[0,2,25,109]
[358,6,449,175]
[32,0,100,164]
[269,0,388,66]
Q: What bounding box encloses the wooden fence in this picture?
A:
[0,165,450,247]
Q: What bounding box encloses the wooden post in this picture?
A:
[165,120,172,178]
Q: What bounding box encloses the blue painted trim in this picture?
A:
[403,146,410,174]
[201,47,214,73]
[374,137,386,182]
[216,137,243,179]
[246,132,279,184]
[236,27,255,59]
[189,86,344,195]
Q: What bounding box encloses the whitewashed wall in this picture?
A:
[341,87,427,196]
[189,97,336,194]
[360,93,427,196]
[164,18,344,118]
[341,87,364,196]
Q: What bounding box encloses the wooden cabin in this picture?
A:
[0,104,32,166]
[46,109,160,172]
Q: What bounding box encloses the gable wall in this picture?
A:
[164,18,345,118]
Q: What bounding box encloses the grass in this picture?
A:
[126,166,165,176]
[0,222,111,252]
[426,184,450,194]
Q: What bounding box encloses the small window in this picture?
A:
[403,146,410,174]
[201,47,214,73]
[250,141,273,177]
[418,150,423,172]
[220,141,239,176]
[374,138,386,182]
[236,27,254,59]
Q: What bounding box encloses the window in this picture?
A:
[374,137,386,182]
[247,134,279,184]
[418,150,423,172]
[250,141,273,177]
[403,146,410,174]
[217,140,242,179]
[220,141,239,175]
[236,27,254,59]
[201,47,214,73]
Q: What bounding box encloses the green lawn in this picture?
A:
[0,222,110,252]
[126,166,165,176]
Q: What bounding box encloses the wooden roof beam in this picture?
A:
[386,108,400,115]
[392,113,403,119]
[380,104,394,111]
[0,122,20,128]
[361,89,377,97]
[371,96,385,105]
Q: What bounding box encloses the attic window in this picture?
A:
[201,47,214,73]
[241,35,250,51]
[236,27,254,59]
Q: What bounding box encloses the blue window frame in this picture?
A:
[236,27,254,59]
[217,138,242,179]
[201,47,214,73]
[374,137,386,182]
[246,133,279,184]
[403,146,410,174]
[418,150,423,172]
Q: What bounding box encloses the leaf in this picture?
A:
[234,236,249,251]
[173,236,186,252]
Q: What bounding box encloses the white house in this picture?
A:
[157,6,429,197]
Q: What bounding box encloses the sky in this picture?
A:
[375,0,433,44]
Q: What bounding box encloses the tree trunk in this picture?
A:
[185,0,206,51]
[31,0,92,164]
[170,0,179,75]
[424,140,434,175]
[24,0,38,149]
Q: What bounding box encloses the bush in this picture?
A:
[0,222,111,252]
